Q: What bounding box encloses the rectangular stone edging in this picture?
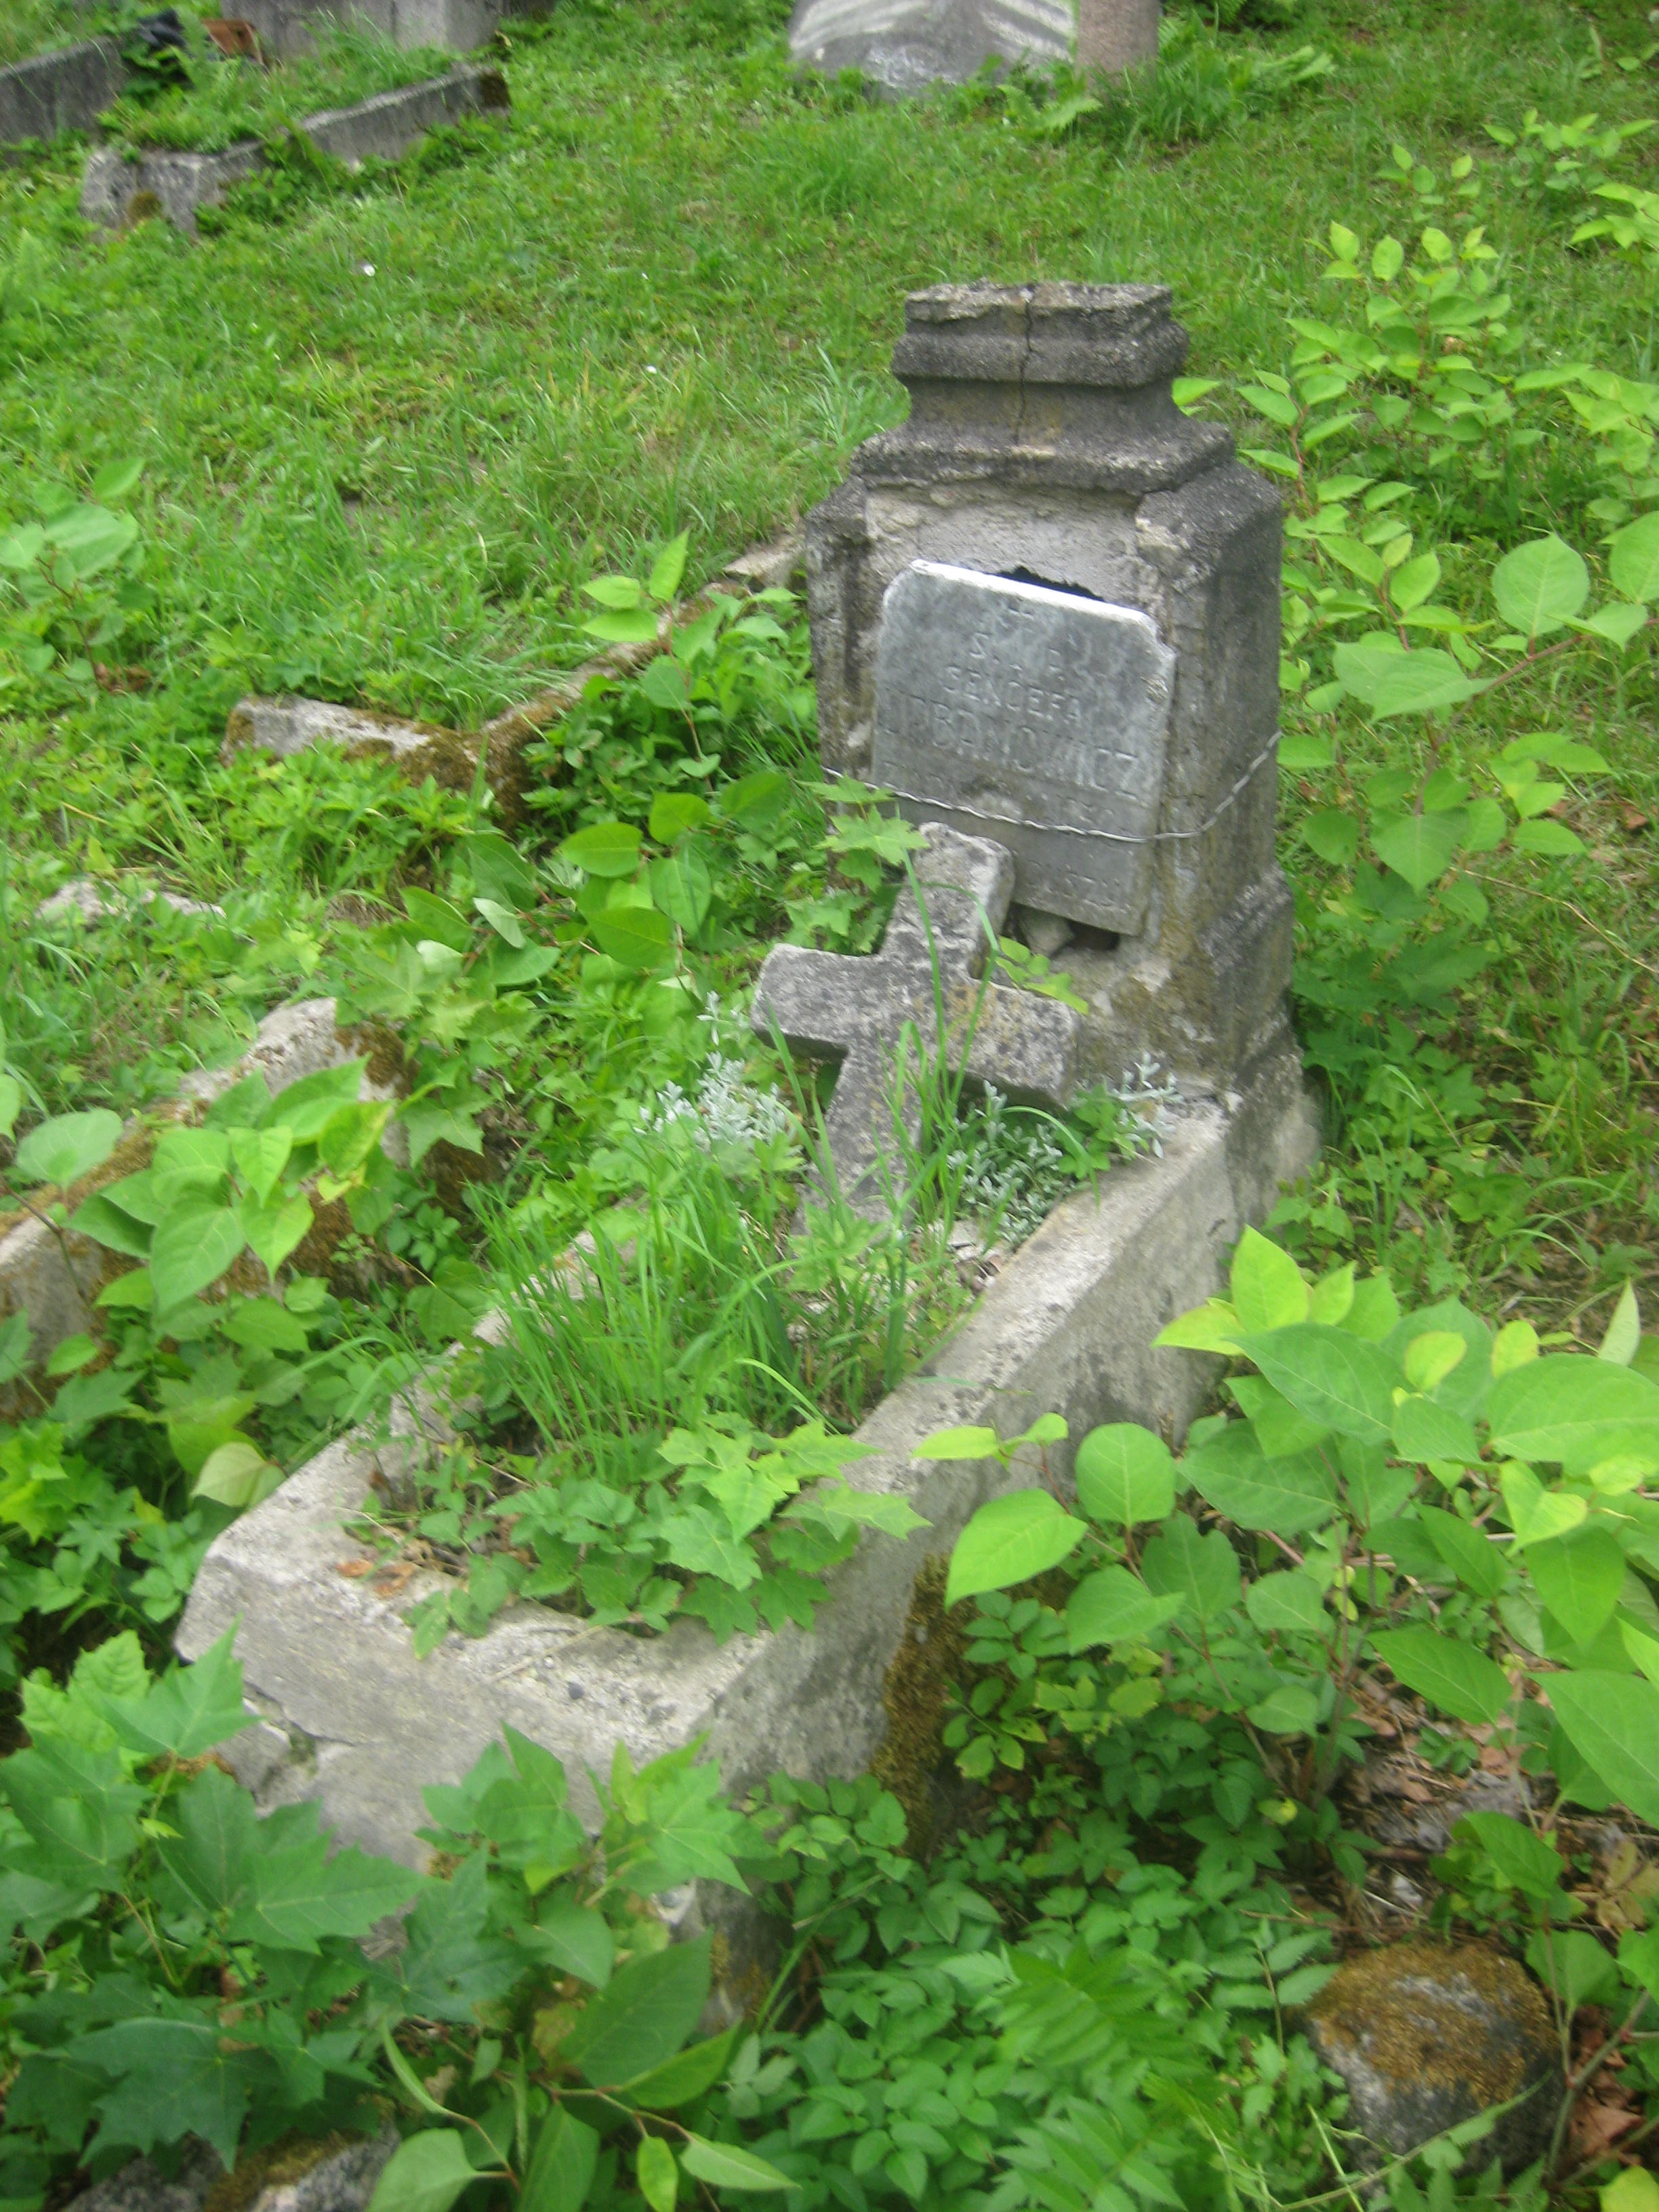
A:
[79,62,506,234]
[220,532,807,823]
[177,1042,1317,1870]
[0,37,125,150]
[0,998,382,1402]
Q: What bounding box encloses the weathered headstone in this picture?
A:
[751,822,1079,1210]
[806,281,1289,1094]
[787,0,1072,96]
[872,561,1174,935]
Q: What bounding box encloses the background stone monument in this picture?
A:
[787,0,1073,95]
[806,280,1291,1100]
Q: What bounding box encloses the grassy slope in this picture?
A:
[0,0,1654,1316]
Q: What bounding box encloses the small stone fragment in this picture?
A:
[1304,1942,1560,2175]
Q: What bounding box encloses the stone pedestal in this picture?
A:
[805,281,1290,1094]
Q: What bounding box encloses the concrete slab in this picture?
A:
[176,1041,1318,1870]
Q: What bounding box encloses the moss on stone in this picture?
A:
[872,1555,967,1852]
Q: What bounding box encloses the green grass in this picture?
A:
[0,2,112,68]
[0,0,1655,1326]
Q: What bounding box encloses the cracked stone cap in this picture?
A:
[893,281,1190,389]
[859,280,1232,495]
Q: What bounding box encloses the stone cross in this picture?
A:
[750,823,1080,1214]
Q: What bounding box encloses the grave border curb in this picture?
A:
[177,1042,1318,1883]
[79,62,508,234]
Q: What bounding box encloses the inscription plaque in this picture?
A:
[871,561,1176,935]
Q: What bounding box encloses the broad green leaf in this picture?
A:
[530,1898,614,1988]
[1334,637,1481,716]
[15,1107,122,1189]
[560,822,642,878]
[1599,1284,1641,1366]
[1493,1319,1540,1375]
[1392,1395,1480,1466]
[69,2018,250,2167]
[520,2111,599,2212]
[1609,510,1659,602]
[98,1628,251,1761]
[1548,1671,1659,1825]
[1230,1227,1309,1333]
[945,1490,1087,1607]
[1525,1926,1621,2012]
[913,1425,1001,1461]
[648,531,691,603]
[1372,810,1465,893]
[717,769,791,829]
[1153,1299,1245,1355]
[1240,1324,1399,1443]
[228,1126,291,1206]
[1370,1627,1511,1723]
[1389,551,1441,611]
[1065,1567,1185,1651]
[1490,1356,1659,1473]
[649,845,713,934]
[1300,809,1361,868]
[1603,2165,1659,2212]
[1240,383,1299,427]
[463,830,537,911]
[474,897,525,947]
[367,2132,481,2212]
[592,905,674,971]
[192,1439,276,1509]
[1141,1514,1242,1624]
[621,2026,740,2109]
[43,502,138,580]
[565,1938,713,2089]
[269,1059,367,1141]
[1491,535,1589,638]
[1512,818,1585,858]
[1183,1427,1338,1534]
[239,1191,313,1281]
[584,607,660,643]
[1244,1572,1326,1635]
[0,1738,144,1888]
[649,792,712,844]
[1500,1464,1587,1546]
[1528,1527,1624,1645]
[678,2137,798,2193]
[582,573,644,609]
[1247,1682,1322,1735]
[1575,603,1650,649]
[1372,234,1405,279]
[1453,1810,1563,1899]
[638,2137,678,2212]
[150,1204,246,1309]
[1073,1425,1175,1527]
[1403,1331,1467,1392]
[401,888,473,954]
[1418,1508,1505,1599]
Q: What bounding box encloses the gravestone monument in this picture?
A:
[806,281,1291,1099]
[788,0,1073,95]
